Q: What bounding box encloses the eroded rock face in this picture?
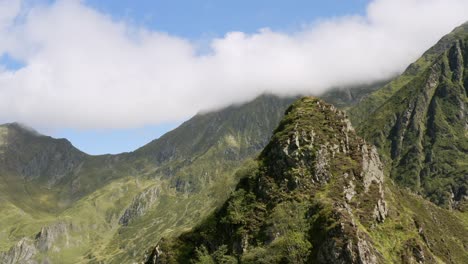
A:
[316,145,387,263]
[0,238,38,264]
[361,145,384,192]
[360,145,388,223]
[401,239,436,264]
[0,221,74,263]
[317,211,381,264]
[35,222,71,252]
[119,186,161,226]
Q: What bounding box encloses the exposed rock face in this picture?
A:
[119,186,161,226]
[146,97,389,264]
[361,145,384,192]
[0,238,38,264]
[401,239,436,264]
[35,222,71,252]
[0,222,73,263]
[360,145,388,223]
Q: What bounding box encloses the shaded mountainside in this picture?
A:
[353,23,468,209]
[135,95,295,163]
[0,123,86,185]
[145,98,468,264]
[0,122,137,213]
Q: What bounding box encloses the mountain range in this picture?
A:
[0,23,467,264]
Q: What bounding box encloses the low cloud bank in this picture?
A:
[0,0,467,129]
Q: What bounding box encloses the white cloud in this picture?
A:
[0,0,467,129]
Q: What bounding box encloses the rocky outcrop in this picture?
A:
[119,186,161,226]
[360,145,388,223]
[146,97,389,264]
[401,239,436,264]
[0,238,38,264]
[35,222,71,252]
[0,221,73,263]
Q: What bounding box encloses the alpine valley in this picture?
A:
[0,23,467,264]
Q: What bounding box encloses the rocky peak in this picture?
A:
[258,97,388,222]
[146,97,389,264]
[260,97,354,186]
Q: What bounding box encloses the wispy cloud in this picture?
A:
[0,0,467,129]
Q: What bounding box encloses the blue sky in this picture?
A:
[85,0,369,38]
[48,0,370,155]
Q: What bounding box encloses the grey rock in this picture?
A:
[0,238,38,264]
[35,222,70,252]
[0,221,73,264]
[119,186,161,226]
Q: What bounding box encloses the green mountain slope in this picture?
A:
[349,22,468,126]
[353,24,468,209]
[0,95,298,263]
[146,97,468,264]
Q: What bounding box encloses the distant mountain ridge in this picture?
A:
[0,122,86,185]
